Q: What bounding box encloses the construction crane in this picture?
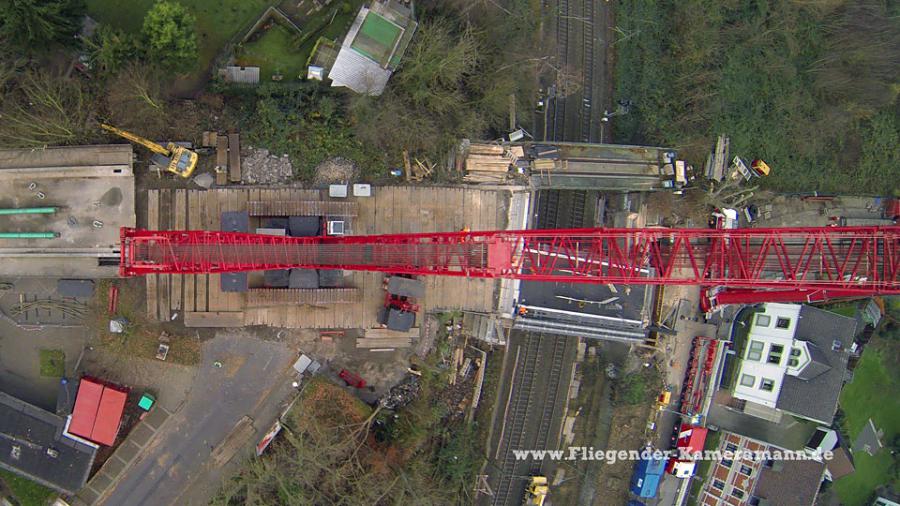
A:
[118,226,900,305]
[100,123,198,178]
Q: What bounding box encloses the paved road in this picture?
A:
[97,333,295,506]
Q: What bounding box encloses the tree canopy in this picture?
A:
[0,0,84,51]
[141,0,198,71]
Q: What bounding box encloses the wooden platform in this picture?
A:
[145,186,510,328]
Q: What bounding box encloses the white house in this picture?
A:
[731,303,856,425]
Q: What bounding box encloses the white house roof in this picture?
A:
[329,48,391,95]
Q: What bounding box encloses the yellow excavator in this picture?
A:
[100,123,198,178]
[524,476,549,506]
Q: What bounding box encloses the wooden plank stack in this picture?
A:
[463,143,512,183]
[227,132,241,183]
[247,200,358,217]
[216,135,229,185]
[184,311,245,327]
[356,327,419,349]
[245,288,361,307]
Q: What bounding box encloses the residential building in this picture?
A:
[328,1,417,95]
[698,431,826,506]
[0,391,97,494]
[699,432,768,506]
[729,303,856,425]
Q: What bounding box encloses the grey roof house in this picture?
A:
[707,304,858,450]
[328,1,417,95]
[0,391,97,494]
[773,305,856,424]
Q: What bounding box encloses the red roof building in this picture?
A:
[68,378,128,446]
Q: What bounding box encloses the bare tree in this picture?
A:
[0,69,94,147]
[104,63,170,136]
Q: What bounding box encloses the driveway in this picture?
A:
[95,332,296,506]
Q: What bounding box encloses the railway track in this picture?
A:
[491,333,572,506]
[529,337,569,476]
[538,190,560,228]
[537,190,587,229]
[581,0,595,142]
[553,0,569,141]
[493,335,543,506]
[570,190,587,226]
[547,0,598,142]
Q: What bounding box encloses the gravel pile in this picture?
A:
[242,147,294,184]
[314,157,358,184]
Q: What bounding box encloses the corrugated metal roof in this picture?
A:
[329,45,392,95]
[329,2,417,95]
[224,66,260,84]
[69,378,127,446]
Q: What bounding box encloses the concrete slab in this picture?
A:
[143,407,171,429]
[102,456,127,477]
[116,440,141,461]
[90,471,113,490]
[128,423,155,446]
[0,145,135,277]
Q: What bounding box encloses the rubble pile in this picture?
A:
[242,147,294,184]
[314,157,358,184]
[379,375,420,410]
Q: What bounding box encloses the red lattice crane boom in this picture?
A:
[120,226,900,296]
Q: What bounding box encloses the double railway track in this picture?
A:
[491,333,572,506]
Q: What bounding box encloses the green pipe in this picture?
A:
[0,207,58,215]
[0,232,59,239]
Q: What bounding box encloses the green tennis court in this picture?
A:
[351,12,402,65]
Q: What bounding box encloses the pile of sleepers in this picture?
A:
[463,143,522,183]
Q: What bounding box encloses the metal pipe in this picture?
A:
[0,232,59,239]
[0,207,58,215]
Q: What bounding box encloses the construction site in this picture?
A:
[0,126,894,506]
[0,2,898,506]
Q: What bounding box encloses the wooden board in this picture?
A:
[356,338,412,348]
[146,190,159,319]
[228,133,241,182]
[196,191,209,311]
[216,135,228,170]
[247,200,358,217]
[363,327,420,339]
[157,189,171,322]
[171,189,186,312]
[184,311,245,328]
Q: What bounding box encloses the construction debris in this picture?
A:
[379,375,420,410]
[241,147,294,184]
[314,157,357,184]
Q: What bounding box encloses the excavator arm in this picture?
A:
[100,123,171,156]
[100,123,199,178]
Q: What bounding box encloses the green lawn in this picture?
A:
[86,0,272,74]
[824,303,859,318]
[236,25,306,81]
[833,342,900,506]
[234,1,361,82]
[0,469,55,506]
[38,349,65,377]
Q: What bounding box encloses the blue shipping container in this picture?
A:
[629,457,666,498]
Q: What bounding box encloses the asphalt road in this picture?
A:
[97,333,295,506]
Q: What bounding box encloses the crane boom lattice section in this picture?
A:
[119,227,900,294]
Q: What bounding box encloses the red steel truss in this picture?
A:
[119,226,900,294]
